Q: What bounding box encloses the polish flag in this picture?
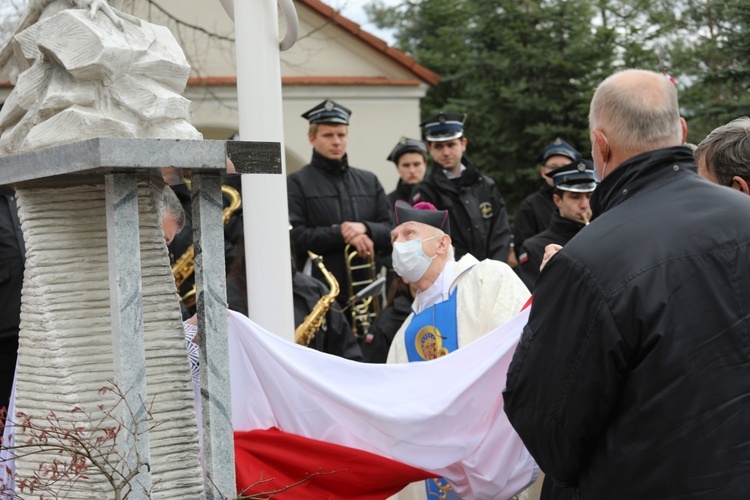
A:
[227,308,536,499]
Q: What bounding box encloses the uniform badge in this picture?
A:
[324,100,334,111]
[479,201,493,219]
[415,326,449,360]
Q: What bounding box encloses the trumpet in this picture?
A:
[344,244,381,339]
[172,184,242,307]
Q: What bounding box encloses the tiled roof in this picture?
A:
[297,0,440,86]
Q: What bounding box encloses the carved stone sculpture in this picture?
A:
[1,1,206,497]
[0,0,201,155]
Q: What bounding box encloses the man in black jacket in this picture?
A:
[517,161,596,290]
[411,112,512,262]
[513,138,582,252]
[504,69,750,498]
[288,100,392,312]
[386,137,427,209]
[0,187,24,416]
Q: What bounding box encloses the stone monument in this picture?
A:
[0,1,246,498]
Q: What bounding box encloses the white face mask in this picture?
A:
[392,236,438,282]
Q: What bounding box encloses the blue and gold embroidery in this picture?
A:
[405,290,459,362]
[426,477,460,499]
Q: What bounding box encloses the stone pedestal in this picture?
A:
[0,137,281,499]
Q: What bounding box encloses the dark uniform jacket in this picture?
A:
[412,157,511,262]
[226,270,363,361]
[288,151,393,308]
[387,180,415,210]
[504,146,750,499]
[291,270,363,361]
[518,211,586,291]
[168,180,244,319]
[0,188,24,340]
[0,187,25,412]
[513,183,555,250]
[361,293,412,363]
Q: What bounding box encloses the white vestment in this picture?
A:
[387,254,533,500]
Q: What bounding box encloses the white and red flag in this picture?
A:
[227,308,536,499]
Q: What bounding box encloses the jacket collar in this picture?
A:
[590,146,696,219]
[548,210,587,237]
[393,179,415,201]
[428,155,480,191]
[309,149,349,175]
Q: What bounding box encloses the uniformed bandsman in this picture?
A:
[287,99,393,312]
[517,159,596,290]
[386,136,428,208]
[410,112,512,262]
[514,137,583,251]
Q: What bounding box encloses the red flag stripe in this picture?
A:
[235,428,435,499]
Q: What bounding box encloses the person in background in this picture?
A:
[226,230,363,361]
[504,69,750,499]
[361,275,416,363]
[411,112,512,262]
[517,161,596,290]
[694,116,750,194]
[386,137,428,208]
[0,186,24,419]
[514,138,583,253]
[287,99,392,312]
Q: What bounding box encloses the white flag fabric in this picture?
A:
[227,308,537,499]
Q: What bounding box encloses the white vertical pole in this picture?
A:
[234,0,295,340]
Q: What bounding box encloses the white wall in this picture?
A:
[2,0,434,193]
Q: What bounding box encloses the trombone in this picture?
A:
[344,244,382,339]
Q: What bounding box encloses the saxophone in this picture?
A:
[294,251,339,346]
[172,184,242,307]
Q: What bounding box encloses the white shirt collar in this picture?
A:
[414,259,456,313]
[442,163,466,180]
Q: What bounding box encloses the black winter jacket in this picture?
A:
[361,293,412,363]
[518,211,586,290]
[504,146,750,499]
[513,183,555,250]
[387,180,415,211]
[411,157,511,262]
[0,187,24,340]
[291,270,363,361]
[226,270,363,361]
[288,151,393,307]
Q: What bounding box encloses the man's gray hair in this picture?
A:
[589,69,682,156]
[694,117,750,186]
[159,186,186,232]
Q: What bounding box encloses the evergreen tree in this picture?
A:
[366,0,750,213]
[680,0,750,142]
[367,0,612,212]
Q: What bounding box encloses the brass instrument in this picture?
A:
[295,251,339,346]
[344,244,381,339]
[172,184,242,307]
